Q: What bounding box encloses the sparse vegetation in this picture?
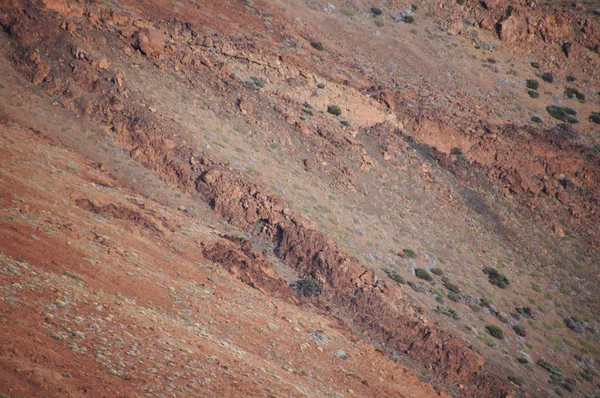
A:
[512,324,527,337]
[485,325,504,339]
[436,306,459,319]
[564,316,587,333]
[546,105,578,124]
[291,279,322,297]
[528,90,540,98]
[402,248,417,258]
[566,75,576,82]
[564,87,585,101]
[310,41,324,51]
[403,15,415,24]
[541,72,554,83]
[508,375,523,386]
[371,7,383,15]
[589,112,600,124]
[450,147,463,155]
[537,359,563,377]
[531,115,542,123]
[415,268,433,281]
[482,267,510,288]
[431,268,443,276]
[245,76,266,90]
[302,107,314,116]
[340,119,351,127]
[384,267,405,284]
[525,79,539,90]
[517,357,529,364]
[530,61,540,69]
[327,105,342,116]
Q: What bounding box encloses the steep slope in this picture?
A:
[1,0,599,397]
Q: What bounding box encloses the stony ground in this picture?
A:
[1,0,599,397]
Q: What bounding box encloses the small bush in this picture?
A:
[528,90,540,98]
[317,83,326,89]
[245,76,266,90]
[371,7,383,15]
[450,147,463,155]
[340,7,355,17]
[402,248,417,258]
[310,41,324,51]
[546,105,578,124]
[447,292,461,302]
[327,105,342,116]
[480,297,492,307]
[415,268,433,281]
[456,0,465,4]
[403,15,415,23]
[564,87,585,101]
[589,112,600,124]
[303,107,314,116]
[537,359,563,377]
[516,307,533,318]
[512,324,527,337]
[384,267,405,284]
[508,375,523,386]
[340,119,351,127]
[531,61,540,69]
[436,306,459,319]
[445,281,460,294]
[517,357,529,364]
[482,267,510,288]
[564,316,587,333]
[291,279,322,297]
[485,325,504,339]
[531,115,542,123]
[566,75,576,82]
[525,79,539,90]
[431,268,444,276]
[541,72,554,83]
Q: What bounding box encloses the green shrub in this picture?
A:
[485,325,504,339]
[525,79,539,90]
[447,291,461,302]
[371,7,383,15]
[516,307,533,318]
[469,303,481,313]
[528,90,540,98]
[340,7,355,17]
[384,267,405,284]
[541,72,554,83]
[431,268,443,276]
[531,115,542,123]
[517,357,529,364]
[310,41,324,51]
[566,75,576,82]
[456,0,465,4]
[508,375,523,386]
[403,15,415,23]
[327,105,342,116]
[340,119,351,127]
[317,83,326,89]
[546,105,578,124]
[302,107,314,116]
[483,267,510,288]
[436,306,459,319]
[415,268,433,281]
[444,281,460,294]
[291,279,322,297]
[589,112,600,124]
[480,297,492,307]
[537,359,563,377]
[564,87,585,101]
[450,147,463,155]
[402,248,417,258]
[531,61,540,69]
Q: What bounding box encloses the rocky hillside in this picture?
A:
[1,0,599,397]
